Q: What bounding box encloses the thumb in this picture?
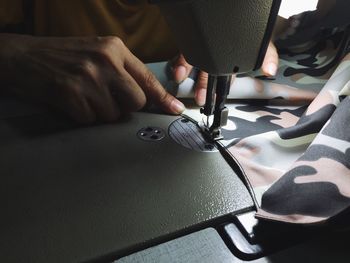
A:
[261,41,279,77]
[171,54,193,84]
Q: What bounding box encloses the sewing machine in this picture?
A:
[1,1,350,262]
[1,62,349,263]
[152,0,281,139]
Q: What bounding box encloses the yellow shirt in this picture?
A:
[0,0,178,62]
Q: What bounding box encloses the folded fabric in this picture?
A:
[181,14,350,225]
[225,31,350,225]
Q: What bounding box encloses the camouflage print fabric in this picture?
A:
[180,3,350,225]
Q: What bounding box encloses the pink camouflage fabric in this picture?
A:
[216,0,350,225]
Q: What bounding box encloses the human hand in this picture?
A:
[0,34,185,123]
[171,41,279,106]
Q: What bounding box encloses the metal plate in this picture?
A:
[137,127,166,142]
[168,118,218,152]
[0,111,253,263]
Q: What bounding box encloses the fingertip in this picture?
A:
[194,72,208,106]
[195,88,207,106]
[173,65,187,84]
[169,99,186,114]
[264,62,278,77]
[262,41,279,77]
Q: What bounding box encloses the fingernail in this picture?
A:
[266,63,277,76]
[174,65,187,84]
[196,88,207,106]
[171,99,186,114]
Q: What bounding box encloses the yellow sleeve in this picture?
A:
[0,0,23,28]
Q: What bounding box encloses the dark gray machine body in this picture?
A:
[0,98,253,262]
[152,0,282,74]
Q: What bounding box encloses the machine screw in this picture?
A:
[137,127,165,142]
